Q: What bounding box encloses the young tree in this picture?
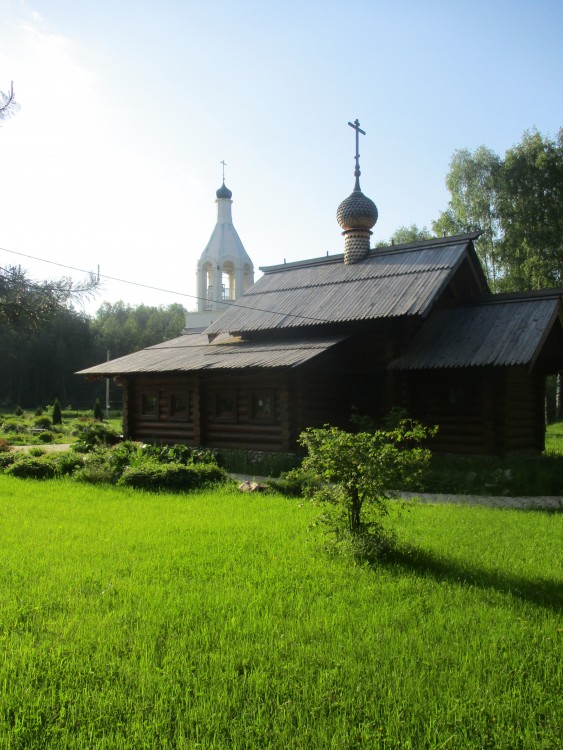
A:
[52,399,62,425]
[298,421,435,557]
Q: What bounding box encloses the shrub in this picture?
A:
[139,443,217,466]
[53,452,85,477]
[34,408,43,416]
[34,415,52,430]
[14,406,23,416]
[52,399,62,425]
[0,453,19,471]
[1,419,26,434]
[28,447,46,457]
[6,457,57,480]
[119,462,227,492]
[73,421,121,450]
[0,439,10,453]
[215,448,300,477]
[38,431,55,444]
[73,461,118,485]
[298,420,436,561]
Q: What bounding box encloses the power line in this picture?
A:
[0,245,331,325]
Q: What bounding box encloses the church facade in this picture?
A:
[80,141,563,455]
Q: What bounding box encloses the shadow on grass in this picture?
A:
[381,544,563,613]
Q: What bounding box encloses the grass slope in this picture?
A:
[0,476,561,749]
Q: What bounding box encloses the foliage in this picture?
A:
[52,399,62,425]
[37,431,54,443]
[432,146,502,288]
[5,456,57,480]
[118,461,227,491]
[139,443,217,466]
[375,224,433,248]
[72,420,121,450]
[0,438,10,453]
[496,127,563,290]
[0,265,98,332]
[34,414,52,429]
[91,300,187,361]
[432,128,563,292]
[298,421,436,558]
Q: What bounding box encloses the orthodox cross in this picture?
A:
[220,160,227,182]
[348,119,365,190]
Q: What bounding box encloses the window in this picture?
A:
[141,392,159,419]
[214,389,237,422]
[250,390,275,424]
[170,391,191,421]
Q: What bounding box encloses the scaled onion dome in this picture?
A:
[336,187,378,232]
[216,181,233,199]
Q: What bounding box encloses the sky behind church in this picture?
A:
[1,0,562,315]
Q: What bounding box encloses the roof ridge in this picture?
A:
[259,232,480,274]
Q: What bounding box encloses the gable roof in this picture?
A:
[389,292,563,370]
[78,331,346,378]
[205,232,486,336]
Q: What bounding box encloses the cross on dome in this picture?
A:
[348,119,366,191]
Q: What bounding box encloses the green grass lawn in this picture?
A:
[0,476,561,749]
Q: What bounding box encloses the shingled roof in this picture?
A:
[389,292,563,370]
[205,232,486,335]
[78,331,347,378]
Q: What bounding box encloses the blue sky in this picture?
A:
[1,0,562,314]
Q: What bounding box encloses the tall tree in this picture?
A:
[496,128,563,291]
[432,146,502,290]
[0,265,98,332]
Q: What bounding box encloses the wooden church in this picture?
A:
[79,125,563,455]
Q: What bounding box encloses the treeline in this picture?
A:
[0,300,186,409]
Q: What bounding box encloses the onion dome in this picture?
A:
[216,181,232,200]
[337,119,378,264]
[336,190,378,232]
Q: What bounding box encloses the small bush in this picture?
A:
[0,439,10,453]
[53,452,85,476]
[14,406,23,416]
[1,419,26,434]
[34,408,43,416]
[73,421,121,450]
[0,453,19,470]
[6,457,57,480]
[139,443,217,466]
[119,462,227,492]
[34,415,52,430]
[28,447,46,457]
[38,431,55,444]
[74,462,117,485]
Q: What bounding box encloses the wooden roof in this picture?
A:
[78,332,347,378]
[205,233,485,335]
[389,292,563,370]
